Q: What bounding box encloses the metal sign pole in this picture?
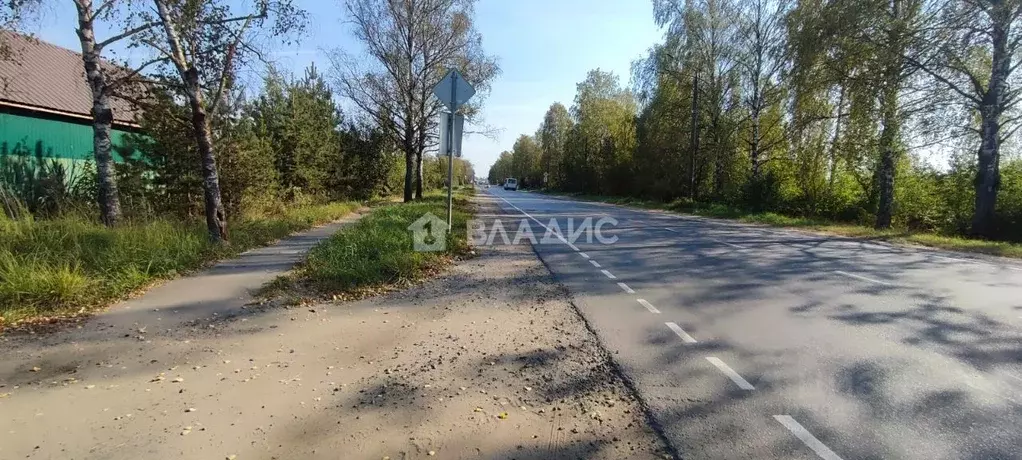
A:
[433,69,473,234]
[446,74,456,233]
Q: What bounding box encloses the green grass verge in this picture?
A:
[539,190,1022,259]
[271,191,474,299]
[0,201,360,325]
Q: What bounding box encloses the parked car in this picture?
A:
[503,178,518,191]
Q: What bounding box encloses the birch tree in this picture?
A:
[736,0,790,181]
[70,0,173,226]
[72,0,123,226]
[808,0,926,228]
[911,0,1022,237]
[131,0,305,243]
[330,0,497,203]
[866,0,922,229]
[5,1,149,226]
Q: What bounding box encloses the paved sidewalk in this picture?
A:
[0,211,363,387]
[91,211,366,333]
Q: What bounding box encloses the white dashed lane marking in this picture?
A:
[706,357,755,390]
[665,322,697,343]
[497,190,851,460]
[773,415,845,460]
[637,299,660,314]
[834,271,894,286]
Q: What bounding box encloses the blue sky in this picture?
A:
[27,0,663,175]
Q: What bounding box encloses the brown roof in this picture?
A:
[0,31,138,125]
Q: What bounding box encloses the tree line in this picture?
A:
[2,0,489,242]
[490,0,1022,241]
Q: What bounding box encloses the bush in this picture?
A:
[0,145,93,219]
[330,123,401,200]
[741,171,784,212]
[993,160,1022,241]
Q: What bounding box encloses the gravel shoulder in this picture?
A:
[0,195,669,460]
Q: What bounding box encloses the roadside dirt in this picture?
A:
[0,196,670,459]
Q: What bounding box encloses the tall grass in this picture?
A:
[0,148,94,219]
[0,201,359,324]
[290,192,472,295]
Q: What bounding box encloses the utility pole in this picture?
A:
[690,72,699,199]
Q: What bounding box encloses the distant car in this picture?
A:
[503,178,518,191]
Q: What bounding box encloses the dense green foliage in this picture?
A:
[115,66,401,219]
[250,66,337,200]
[424,156,476,190]
[491,0,1022,242]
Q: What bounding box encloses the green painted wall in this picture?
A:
[0,112,136,162]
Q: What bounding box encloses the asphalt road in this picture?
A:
[481,186,1022,460]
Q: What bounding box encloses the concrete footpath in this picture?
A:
[0,198,668,460]
[98,210,369,332]
[0,212,365,451]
